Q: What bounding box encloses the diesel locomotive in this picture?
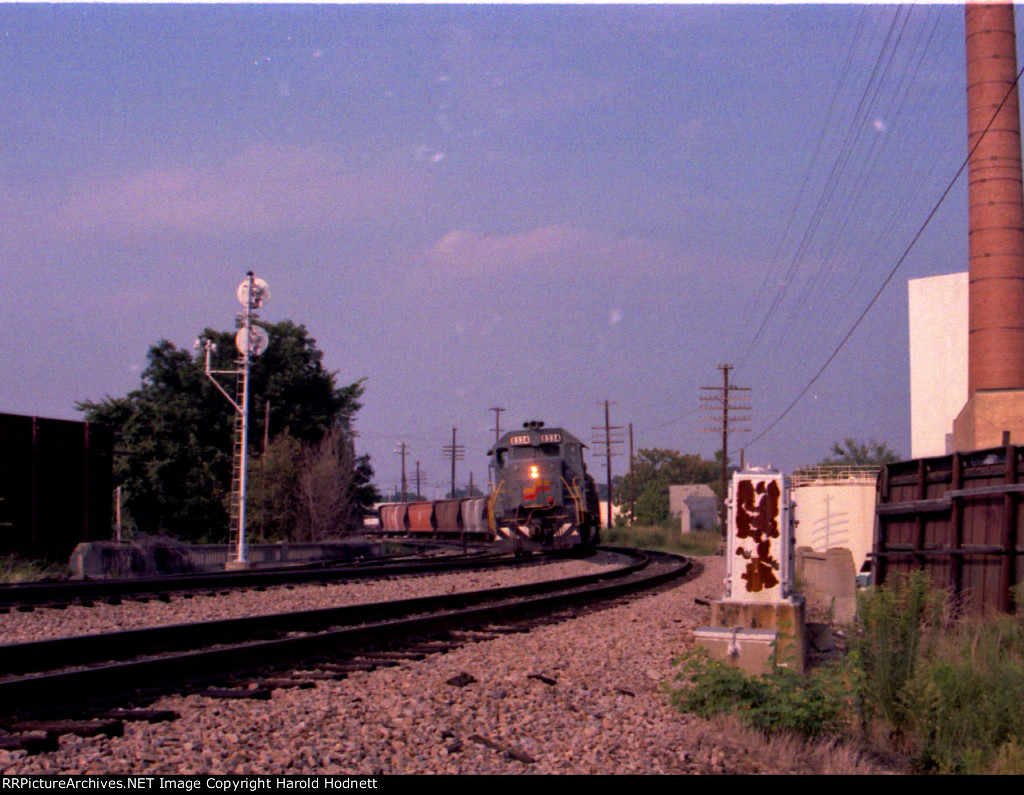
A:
[376,421,601,553]
[488,421,601,552]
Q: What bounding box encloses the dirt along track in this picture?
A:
[0,553,895,775]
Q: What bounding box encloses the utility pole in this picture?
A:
[628,422,636,524]
[489,406,506,448]
[700,364,751,533]
[591,401,624,529]
[394,442,408,502]
[443,427,465,497]
[415,461,424,500]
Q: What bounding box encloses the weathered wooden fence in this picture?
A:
[875,444,1024,614]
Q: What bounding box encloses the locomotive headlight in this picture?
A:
[530,464,540,479]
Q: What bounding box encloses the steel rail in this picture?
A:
[0,548,527,609]
[0,548,648,675]
[0,549,689,721]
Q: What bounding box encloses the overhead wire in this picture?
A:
[755,5,913,364]
[773,4,950,367]
[746,58,1024,450]
[736,6,871,369]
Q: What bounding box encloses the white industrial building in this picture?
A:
[908,271,968,458]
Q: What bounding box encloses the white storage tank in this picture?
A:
[789,466,878,573]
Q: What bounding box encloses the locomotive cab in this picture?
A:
[488,421,600,551]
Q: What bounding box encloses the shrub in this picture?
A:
[670,649,850,739]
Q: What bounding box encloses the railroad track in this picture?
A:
[0,548,690,752]
[0,544,531,611]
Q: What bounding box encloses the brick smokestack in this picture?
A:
[966,0,1024,395]
[952,0,1024,452]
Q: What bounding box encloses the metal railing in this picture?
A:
[789,464,880,487]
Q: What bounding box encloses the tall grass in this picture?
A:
[671,569,1024,773]
[910,615,1024,772]
[850,569,943,736]
[0,554,69,583]
[603,522,721,557]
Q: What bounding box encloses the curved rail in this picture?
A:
[0,548,529,609]
[0,548,689,722]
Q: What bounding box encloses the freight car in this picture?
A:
[376,421,600,553]
[377,496,493,538]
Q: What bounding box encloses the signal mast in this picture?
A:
[200,272,270,569]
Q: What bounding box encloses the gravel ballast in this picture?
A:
[0,557,621,645]
[0,554,893,774]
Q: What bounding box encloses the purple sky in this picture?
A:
[0,3,981,495]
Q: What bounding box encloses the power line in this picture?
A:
[748,58,1024,450]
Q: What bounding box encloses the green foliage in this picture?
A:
[1,554,69,583]
[670,571,1024,773]
[603,522,720,557]
[850,570,943,735]
[817,438,900,467]
[77,321,378,542]
[908,616,1024,773]
[614,448,720,526]
[671,650,850,739]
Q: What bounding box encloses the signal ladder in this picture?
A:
[226,364,245,553]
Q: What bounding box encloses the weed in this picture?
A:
[849,569,943,736]
[671,570,1024,773]
[670,649,850,739]
[0,554,69,583]
[909,615,1024,773]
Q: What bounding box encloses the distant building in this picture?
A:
[908,272,968,458]
[669,484,718,533]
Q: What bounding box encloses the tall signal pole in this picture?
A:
[700,364,751,532]
[202,272,270,569]
[592,401,624,529]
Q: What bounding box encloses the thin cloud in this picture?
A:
[425,224,662,275]
[59,143,429,236]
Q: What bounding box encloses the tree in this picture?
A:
[77,321,378,541]
[297,427,360,541]
[613,448,720,526]
[816,438,901,468]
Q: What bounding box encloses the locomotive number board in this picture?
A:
[510,433,562,445]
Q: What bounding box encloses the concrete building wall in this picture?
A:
[669,484,718,532]
[908,272,968,458]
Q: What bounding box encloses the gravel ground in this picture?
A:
[0,554,896,775]
[0,557,621,645]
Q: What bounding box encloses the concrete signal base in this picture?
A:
[697,595,807,675]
